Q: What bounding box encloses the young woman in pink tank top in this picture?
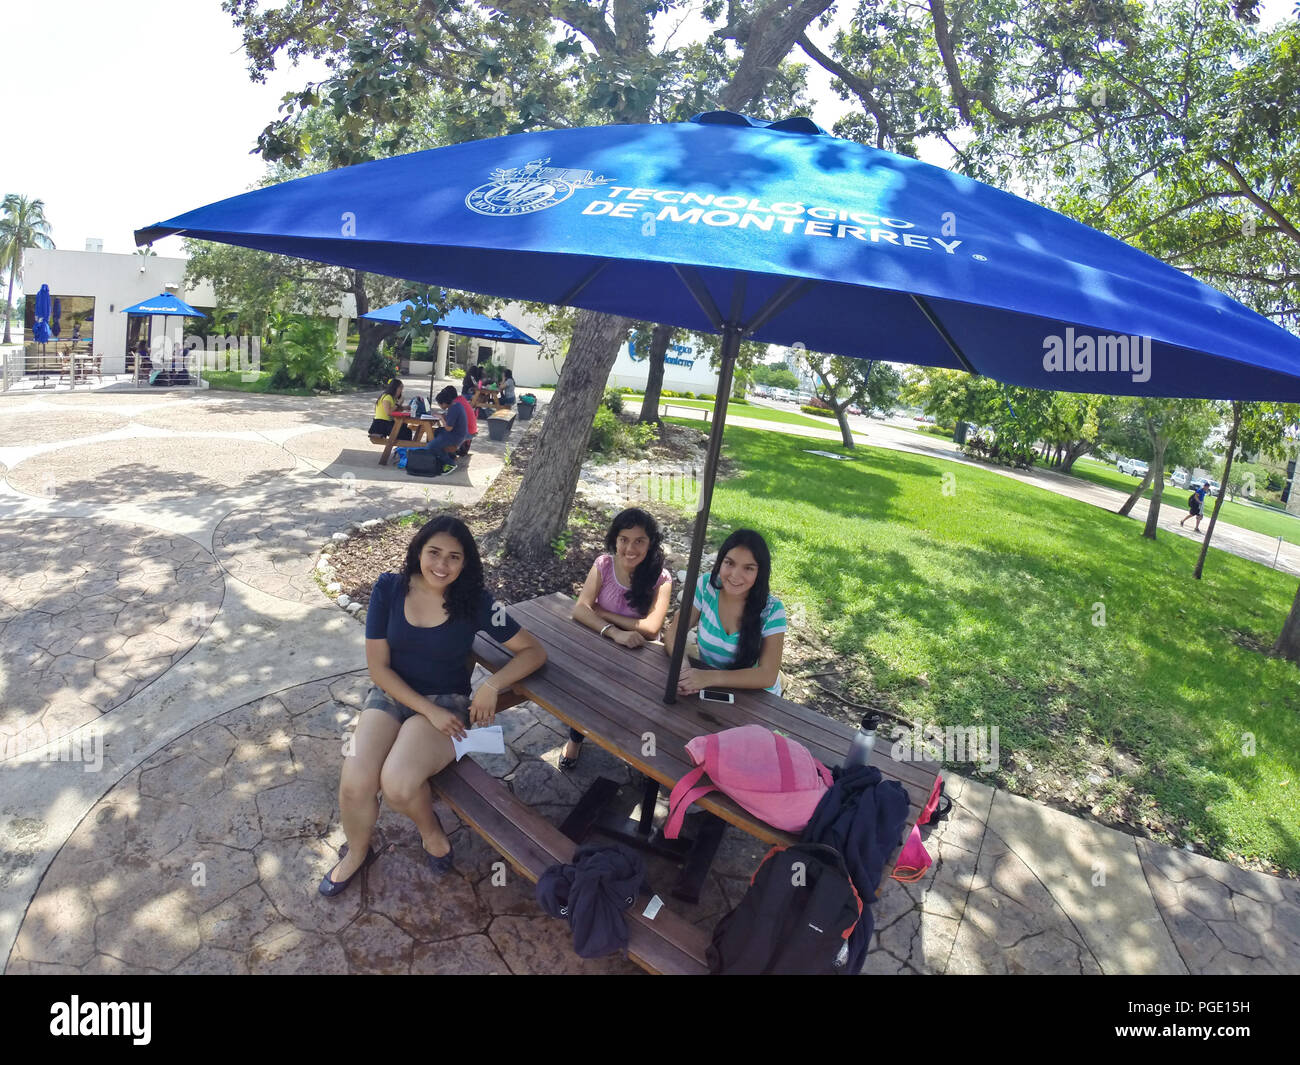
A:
[562,507,672,768]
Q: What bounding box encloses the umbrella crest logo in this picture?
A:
[466,159,608,216]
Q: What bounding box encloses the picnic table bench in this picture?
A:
[660,402,709,422]
[431,592,940,975]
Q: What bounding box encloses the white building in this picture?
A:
[21,246,215,374]
[19,246,354,377]
[607,334,721,395]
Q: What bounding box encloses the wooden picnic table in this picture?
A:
[371,410,444,466]
[472,593,939,886]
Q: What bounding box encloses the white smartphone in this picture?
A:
[699,689,735,704]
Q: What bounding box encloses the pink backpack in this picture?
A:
[664,725,834,838]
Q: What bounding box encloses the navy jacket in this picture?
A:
[801,765,911,974]
[536,844,648,959]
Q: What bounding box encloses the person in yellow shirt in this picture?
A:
[369,379,413,439]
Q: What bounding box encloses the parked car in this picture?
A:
[1117,457,1149,477]
[1171,469,1189,488]
[1192,478,1221,497]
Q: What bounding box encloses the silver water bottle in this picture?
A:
[843,713,880,769]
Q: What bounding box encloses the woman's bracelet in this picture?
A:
[600,623,612,638]
[481,679,498,692]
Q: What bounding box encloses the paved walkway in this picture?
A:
[1,385,1296,975]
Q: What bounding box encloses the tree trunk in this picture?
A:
[503,309,631,559]
[2,269,14,346]
[638,323,673,422]
[1273,581,1300,663]
[1196,403,1242,580]
[1061,440,1091,474]
[1118,467,1153,516]
[344,271,383,385]
[1142,443,1169,539]
[835,402,854,448]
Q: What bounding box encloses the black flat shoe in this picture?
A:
[318,844,378,897]
[425,843,455,875]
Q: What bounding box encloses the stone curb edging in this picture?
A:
[313,509,428,624]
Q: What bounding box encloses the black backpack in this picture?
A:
[1188,492,1199,510]
[406,448,449,477]
[707,843,862,974]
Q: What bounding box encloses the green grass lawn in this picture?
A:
[1066,457,1300,543]
[630,394,839,431]
[665,419,1300,874]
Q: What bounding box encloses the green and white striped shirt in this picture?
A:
[693,573,786,694]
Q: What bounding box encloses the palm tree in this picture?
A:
[1,195,56,345]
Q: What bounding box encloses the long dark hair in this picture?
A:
[401,515,483,622]
[606,507,666,616]
[708,528,772,670]
[381,378,402,400]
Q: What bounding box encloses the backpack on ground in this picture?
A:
[707,842,862,974]
[406,448,450,477]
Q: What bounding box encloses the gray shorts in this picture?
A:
[363,685,471,726]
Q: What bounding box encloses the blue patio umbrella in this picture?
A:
[362,299,538,342]
[362,299,540,401]
[136,111,1300,698]
[121,293,207,385]
[51,298,61,339]
[32,284,51,347]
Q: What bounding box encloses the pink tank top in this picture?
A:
[595,554,670,617]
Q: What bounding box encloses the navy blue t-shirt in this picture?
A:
[365,571,521,695]
[439,397,469,447]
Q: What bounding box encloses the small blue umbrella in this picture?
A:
[120,293,206,317]
[361,299,539,342]
[52,298,61,339]
[362,299,539,400]
[32,284,51,347]
[121,293,207,384]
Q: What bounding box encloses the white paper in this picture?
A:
[452,725,505,761]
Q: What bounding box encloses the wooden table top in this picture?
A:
[473,593,939,853]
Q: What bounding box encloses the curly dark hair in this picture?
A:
[708,528,772,670]
[605,507,666,616]
[400,515,483,622]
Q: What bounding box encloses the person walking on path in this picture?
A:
[1180,480,1210,532]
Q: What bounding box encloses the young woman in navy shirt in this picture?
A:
[321,515,546,894]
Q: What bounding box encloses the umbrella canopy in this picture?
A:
[362,300,539,343]
[362,299,539,403]
[138,112,1300,401]
[136,111,1300,700]
[487,317,542,346]
[32,284,51,346]
[121,293,206,318]
[51,297,61,339]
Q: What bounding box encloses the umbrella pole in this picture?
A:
[664,323,741,704]
[429,329,438,405]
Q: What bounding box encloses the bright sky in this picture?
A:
[5,0,1296,285]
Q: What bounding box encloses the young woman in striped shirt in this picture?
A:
[662,528,786,697]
